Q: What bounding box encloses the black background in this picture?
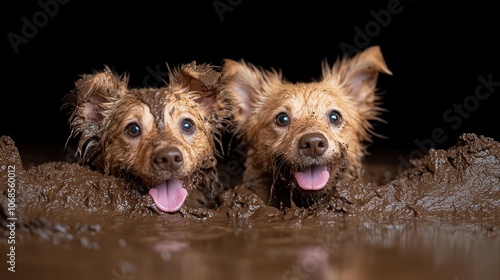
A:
[3,0,499,163]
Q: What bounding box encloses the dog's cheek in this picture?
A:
[104,131,141,175]
[337,125,362,154]
[101,143,127,175]
[185,130,213,168]
[254,126,282,154]
[133,141,155,173]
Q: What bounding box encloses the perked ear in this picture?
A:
[180,62,222,114]
[177,61,231,128]
[64,65,128,160]
[323,45,392,109]
[222,59,281,126]
[180,61,221,92]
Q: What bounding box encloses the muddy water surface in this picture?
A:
[9,217,500,280]
[1,134,500,280]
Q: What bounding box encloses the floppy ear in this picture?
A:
[323,45,392,111]
[221,59,281,126]
[64,65,128,160]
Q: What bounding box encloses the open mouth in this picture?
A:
[148,179,188,213]
[293,165,330,191]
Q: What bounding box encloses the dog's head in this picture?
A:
[223,46,391,204]
[65,62,230,213]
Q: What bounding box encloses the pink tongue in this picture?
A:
[294,165,330,190]
[148,179,187,213]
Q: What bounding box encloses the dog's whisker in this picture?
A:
[269,155,289,202]
[270,157,283,188]
[344,148,361,158]
[273,156,288,180]
[253,151,269,167]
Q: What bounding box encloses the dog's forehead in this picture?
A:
[133,88,169,131]
[131,87,204,131]
[267,83,348,113]
[163,93,204,118]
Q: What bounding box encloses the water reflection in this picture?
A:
[4,217,500,280]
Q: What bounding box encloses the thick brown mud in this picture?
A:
[1,133,499,279]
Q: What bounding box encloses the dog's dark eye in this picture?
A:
[275,112,290,127]
[328,110,342,125]
[181,118,195,134]
[125,123,141,137]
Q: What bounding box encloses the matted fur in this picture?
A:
[63,62,231,212]
[222,46,392,208]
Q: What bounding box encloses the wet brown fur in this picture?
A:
[63,62,231,210]
[222,46,392,208]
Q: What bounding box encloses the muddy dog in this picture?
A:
[65,62,231,213]
[222,46,392,208]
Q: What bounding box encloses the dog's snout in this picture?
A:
[153,147,184,171]
[298,133,329,157]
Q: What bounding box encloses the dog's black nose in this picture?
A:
[298,133,329,157]
[153,147,184,171]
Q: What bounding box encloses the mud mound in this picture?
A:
[361,133,500,221]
